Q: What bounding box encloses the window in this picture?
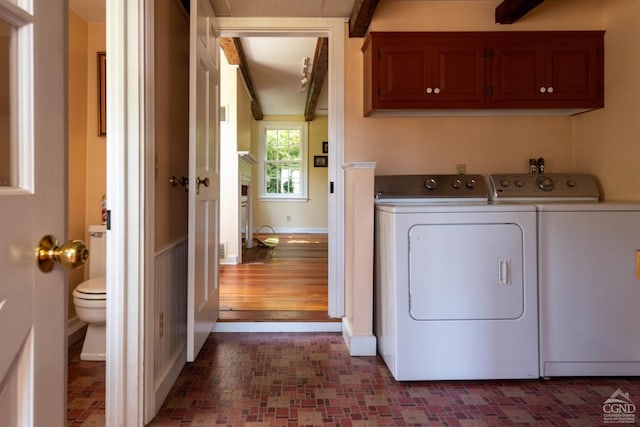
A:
[258,121,308,201]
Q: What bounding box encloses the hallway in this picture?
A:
[219,233,332,322]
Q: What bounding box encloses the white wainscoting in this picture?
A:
[153,238,187,409]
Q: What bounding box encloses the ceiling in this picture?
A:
[238,37,329,116]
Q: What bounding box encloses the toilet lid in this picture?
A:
[75,276,106,294]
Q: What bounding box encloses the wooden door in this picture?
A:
[547,43,601,102]
[0,0,68,424]
[378,40,428,102]
[431,40,486,103]
[187,0,220,362]
[491,43,545,102]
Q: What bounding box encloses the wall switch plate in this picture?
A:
[456,164,466,174]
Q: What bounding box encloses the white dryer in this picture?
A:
[375,175,539,381]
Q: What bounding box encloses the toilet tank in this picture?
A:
[88,224,107,278]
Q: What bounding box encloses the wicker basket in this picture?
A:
[254,225,279,248]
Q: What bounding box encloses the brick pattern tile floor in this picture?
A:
[68,333,640,426]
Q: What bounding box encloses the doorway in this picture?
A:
[216,19,346,323]
[218,45,330,320]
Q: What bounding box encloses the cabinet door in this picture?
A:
[492,44,545,102]
[378,44,428,102]
[431,43,486,102]
[492,34,603,106]
[547,44,600,102]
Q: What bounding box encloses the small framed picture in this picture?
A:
[322,141,328,153]
[314,155,328,167]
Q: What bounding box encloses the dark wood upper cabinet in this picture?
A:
[363,31,604,116]
[491,32,603,107]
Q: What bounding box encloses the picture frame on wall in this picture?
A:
[314,155,328,167]
[98,52,106,136]
[322,141,328,153]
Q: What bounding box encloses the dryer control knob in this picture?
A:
[536,176,554,191]
[466,179,476,189]
[424,178,438,190]
[500,179,511,187]
[515,180,524,187]
[566,179,576,188]
[452,179,462,189]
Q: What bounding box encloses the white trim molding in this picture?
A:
[214,322,342,333]
[342,318,377,356]
[106,0,148,425]
[217,17,346,320]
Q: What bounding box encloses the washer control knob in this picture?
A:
[536,176,554,191]
[566,179,576,188]
[500,179,510,188]
[466,178,476,189]
[515,180,524,188]
[424,178,438,190]
[452,179,462,189]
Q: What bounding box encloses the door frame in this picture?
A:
[218,17,346,318]
[105,0,149,425]
[105,8,347,423]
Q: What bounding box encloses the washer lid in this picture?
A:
[75,276,106,294]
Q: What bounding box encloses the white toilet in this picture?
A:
[73,224,107,361]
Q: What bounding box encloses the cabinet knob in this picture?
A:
[547,86,554,94]
[434,87,441,94]
[426,87,433,94]
[539,87,547,93]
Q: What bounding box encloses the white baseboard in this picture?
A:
[220,255,238,265]
[213,321,342,333]
[259,227,328,234]
[68,316,87,346]
[154,344,186,411]
[341,318,377,356]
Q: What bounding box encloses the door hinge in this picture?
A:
[484,86,494,98]
[106,210,111,230]
[330,181,335,194]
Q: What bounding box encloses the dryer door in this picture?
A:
[409,223,524,320]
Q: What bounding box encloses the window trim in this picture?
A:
[257,120,309,201]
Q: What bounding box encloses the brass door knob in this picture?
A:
[37,235,89,273]
[196,176,209,194]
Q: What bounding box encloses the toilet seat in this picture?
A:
[73,276,106,300]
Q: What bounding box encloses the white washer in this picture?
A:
[375,175,539,381]
[489,173,640,376]
[537,202,640,377]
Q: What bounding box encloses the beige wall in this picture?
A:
[68,13,105,319]
[68,9,89,319]
[84,22,106,228]
[345,0,604,174]
[574,0,640,201]
[252,115,329,231]
[343,0,607,346]
[154,0,190,250]
[236,76,253,152]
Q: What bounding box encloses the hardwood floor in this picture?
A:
[219,233,330,322]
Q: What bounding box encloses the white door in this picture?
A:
[187,0,220,361]
[0,0,68,425]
